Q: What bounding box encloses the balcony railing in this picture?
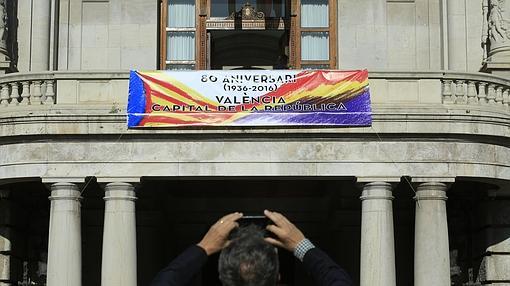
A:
[441,74,509,107]
[0,71,129,107]
[0,70,509,112]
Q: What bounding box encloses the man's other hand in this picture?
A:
[197,212,243,256]
[264,210,305,252]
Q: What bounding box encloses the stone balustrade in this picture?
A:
[0,71,129,108]
[0,71,508,113]
[441,72,510,109]
[0,72,56,106]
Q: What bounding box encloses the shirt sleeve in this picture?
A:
[301,247,354,286]
[150,245,208,286]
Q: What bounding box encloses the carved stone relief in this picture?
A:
[0,0,6,52]
[227,3,265,20]
[483,0,510,60]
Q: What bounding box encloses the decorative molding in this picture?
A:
[227,3,264,20]
[206,19,288,30]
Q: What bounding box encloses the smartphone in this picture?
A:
[238,215,270,228]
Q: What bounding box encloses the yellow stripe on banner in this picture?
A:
[284,79,368,103]
[142,79,200,107]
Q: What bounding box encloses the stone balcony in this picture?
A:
[0,70,508,184]
[0,70,508,138]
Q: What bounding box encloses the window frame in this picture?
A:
[294,0,337,69]
[160,0,200,70]
[160,0,337,70]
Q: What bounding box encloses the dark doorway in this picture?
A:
[209,30,289,70]
[135,178,362,286]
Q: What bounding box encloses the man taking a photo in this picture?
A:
[151,210,353,286]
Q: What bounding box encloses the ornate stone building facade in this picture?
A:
[0,0,509,286]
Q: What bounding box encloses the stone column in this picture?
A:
[101,183,137,286]
[46,183,82,286]
[30,0,51,71]
[360,182,396,286]
[414,182,450,286]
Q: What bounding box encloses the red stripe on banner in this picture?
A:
[232,71,316,111]
[139,73,216,109]
[143,80,153,113]
[150,88,218,112]
[141,113,236,126]
[151,89,192,107]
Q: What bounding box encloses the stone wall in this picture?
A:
[56,0,158,70]
[15,0,491,72]
[338,0,485,72]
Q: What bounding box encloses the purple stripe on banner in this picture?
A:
[234,89,372,125]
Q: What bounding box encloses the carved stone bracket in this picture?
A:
[227,2,265,20]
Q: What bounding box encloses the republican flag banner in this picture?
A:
[127,70,372,127]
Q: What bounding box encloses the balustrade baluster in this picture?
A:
[467,81,478,104]
[487,84,496,104]
[9,82,19,106]
[442,80,454,103]
[20,81,30,104]
[32,81,42,104]
[44,80,55,104]
[455,80,466,104]
[503,89,509,109]
[0,84,9,106]
[495,86,504,105]
[478,82,488,104]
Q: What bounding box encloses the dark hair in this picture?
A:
[218,225,279,286]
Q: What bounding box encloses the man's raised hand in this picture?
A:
[264,210,305,252]
[197,212,243,255]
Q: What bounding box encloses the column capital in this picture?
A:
[360,182,394,201]
[414,182,448,201]
[103,182,137,202]
[49,182,82,201]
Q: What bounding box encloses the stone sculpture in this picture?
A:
[0,0,5,51]
[483,0,510,60]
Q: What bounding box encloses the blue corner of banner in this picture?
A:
[127,70,146,127]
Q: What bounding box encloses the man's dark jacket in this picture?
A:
[150,245,353,286]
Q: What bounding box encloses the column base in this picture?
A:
[482,61,510,78]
